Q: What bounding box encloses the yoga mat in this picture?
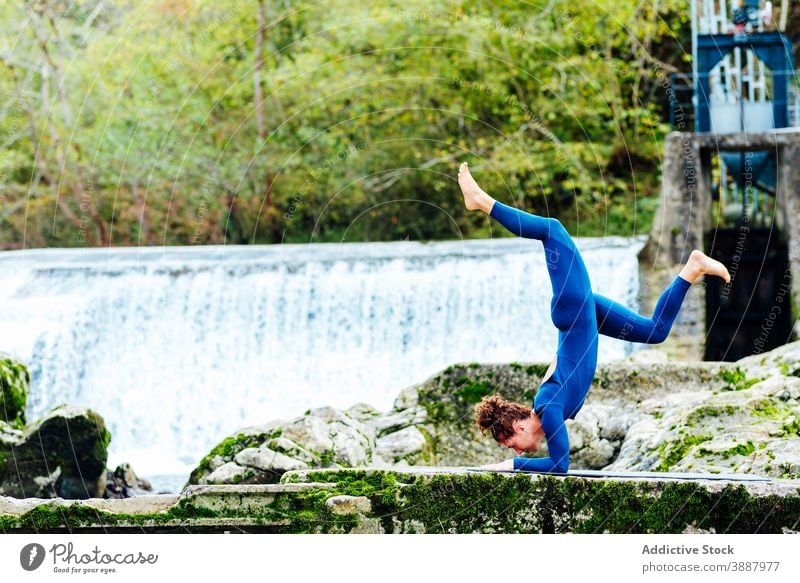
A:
[465,468,773,482]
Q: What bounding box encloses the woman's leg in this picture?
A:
[593,277,691,344]
[489,200,595,331]
[594,250,730,344]
[457,162,595,331]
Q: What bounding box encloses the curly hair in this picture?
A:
[474,394,531,442]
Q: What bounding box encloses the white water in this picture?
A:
[0,236,646,487]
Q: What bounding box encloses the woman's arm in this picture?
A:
[512,404,570,473]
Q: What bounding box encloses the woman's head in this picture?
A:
[474,394,541,454]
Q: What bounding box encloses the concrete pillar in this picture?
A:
[643,132,709,360]
[650,132,709,267]
[779,144,800,337]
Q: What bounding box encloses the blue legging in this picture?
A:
[489,200,691,420]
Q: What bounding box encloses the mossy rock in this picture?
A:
[0,405,111,499]
[187,425,284,487]
[0,354,29,428]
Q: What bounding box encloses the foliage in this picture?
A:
[0,0,695,248]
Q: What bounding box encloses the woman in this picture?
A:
[457,162,731,473]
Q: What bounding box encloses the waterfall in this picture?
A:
[0,236,646,484]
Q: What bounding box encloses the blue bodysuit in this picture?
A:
[488,201,692,473]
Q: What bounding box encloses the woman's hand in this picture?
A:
[478,459,515,471]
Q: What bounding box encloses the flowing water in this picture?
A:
[0,236,646,491]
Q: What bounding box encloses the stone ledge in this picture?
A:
[2,468,799,533]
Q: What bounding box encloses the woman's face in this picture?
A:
[499,418,540,455]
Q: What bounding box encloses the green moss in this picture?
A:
[0,357,30,427]
[781,417,800,437]
[698,440,755,459]
[0,495,221,531]
[594,369,610,389]
[655,435,713,471]
[453,380,494,405]
[274,469,405,533]
[318,451,335,467]
[726,441,756,457]
[686,405,739,426]
[420,399,447,422]
[777,463,799,479]
[525,364,550,377]
[719,366,759,391]
[750,398,782,419]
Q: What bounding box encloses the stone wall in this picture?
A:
[1,469,799,533]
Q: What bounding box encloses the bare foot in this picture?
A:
[680,249,731,283]
[458,162,493,213]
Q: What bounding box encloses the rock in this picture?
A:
[187,424,286,485]
[392,385,419,410]
[0,404,110,499]
[0,420,23,445]
[0,353,29,428]
[282,416,334,456]
[345,402,382,423]
[369,405,427,437]
[600,412,641,441]
[266,437,320,464]
[308,406,362,432]
[190,410,375,485]
[105,463,153,499]
[207,455,226,472]
[325,494,371,515]
[307,407,373,466]
[577,439,617,468]
[203,462,249,484]
[605,417,663,471]
[567,420,588,452]
[235,447,309,472]
[375,426,426,461]
[329,424,370,467]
